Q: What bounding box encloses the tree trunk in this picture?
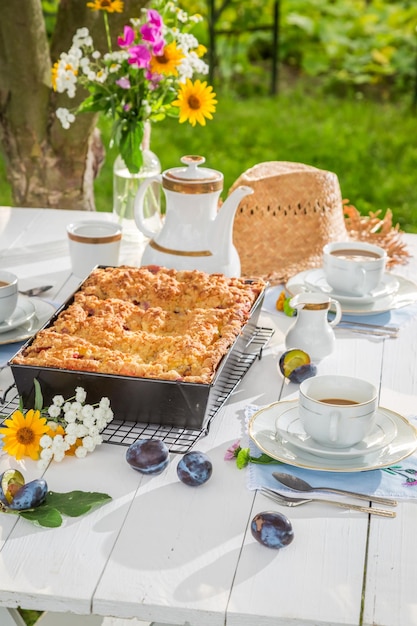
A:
[0,0,146,211]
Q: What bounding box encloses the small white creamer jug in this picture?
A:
[285,292,342,361]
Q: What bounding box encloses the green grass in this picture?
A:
[94,87,417,233]
[1,85,416,233]
[18,609,43,625]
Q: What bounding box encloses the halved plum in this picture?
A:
[278,349,317,383]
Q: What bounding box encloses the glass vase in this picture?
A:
[112,124,161,243]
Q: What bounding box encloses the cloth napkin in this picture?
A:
[245,405,417,501]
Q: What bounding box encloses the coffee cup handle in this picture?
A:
[329,299,342,326]
[329,410,340,442]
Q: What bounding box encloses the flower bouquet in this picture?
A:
[0,380,113,469]
[52,0,217,174]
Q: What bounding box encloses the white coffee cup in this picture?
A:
[0,270,18,323]
[299,374,378,448]
[67,220,122,278]
[323,241,386,297]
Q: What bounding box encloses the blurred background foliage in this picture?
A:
[1,0,417,231]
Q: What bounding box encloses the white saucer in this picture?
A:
[285,271,417,316]
[249,399,417,472]
[0,296,35,334]
[0,299,56,346]
[275,403,398,460]
[303,269,399,304]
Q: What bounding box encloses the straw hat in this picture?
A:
[230,161,350,284]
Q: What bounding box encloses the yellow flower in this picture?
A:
[86,0,124,13]
[196,44,207,58]
[172,79,217,127]
[0,409,48,461]
[51,61,59,91]
[150,42,185,77]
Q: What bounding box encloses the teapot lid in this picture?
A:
[162,155,223,194]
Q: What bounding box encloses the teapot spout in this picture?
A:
[214,185,253,273]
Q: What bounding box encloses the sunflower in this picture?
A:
[86,0,124,13]
[0,409,48,461]
[150,42,185,77]
[172,79,217,127]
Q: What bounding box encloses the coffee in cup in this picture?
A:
[323,241,386,297]
[299,374,378,448]
[0,270,18,323]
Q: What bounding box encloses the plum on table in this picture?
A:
[126,439,170,475]
[251,511,294,549]
[177,451,213,486]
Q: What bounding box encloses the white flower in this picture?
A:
[71,401,83,414]
[48,405,61,419]
[82,415,95,430]
[92,433,103,446]
[64,433,77,446]
[81,404,94,419]
[176,32,199,53]
[75,424,89,438]
[52,395,65,407]
[37,458,49,471]
[75,387,87,403]
[64,409,78,424]
[65,422,78,436]
[40,447,53,460]
[53,450,66,463]
[40,434,53,448]
[95,416,108,430]
[75,446,88,458]
[56,108,76,129]
[82,436,96,452]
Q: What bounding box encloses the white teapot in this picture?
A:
[134,155,253,276]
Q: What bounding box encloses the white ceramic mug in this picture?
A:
[323,241,386,297]
[67,220,122,278]
[299,374,378,448]
[0,270,18,323]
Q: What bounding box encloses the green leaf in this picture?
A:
[33,378,43,412]
[19,505,63,528]
[14,491,111,527]
[250,453,280,465]
[119,122,144,174]
[236,447,251,469]
[45,491,112,517]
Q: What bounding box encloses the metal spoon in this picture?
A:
[272,472,397,507]
[260,487,396,518]
[19,285,53,297]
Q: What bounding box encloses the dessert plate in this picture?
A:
[284,271,417,316]
[303,269,399,304]
[275,402,398,460]
[0,300,56,346]
[0,296,35,334]
[249,400,417,472]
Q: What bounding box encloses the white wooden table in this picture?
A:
[0,207,416,626]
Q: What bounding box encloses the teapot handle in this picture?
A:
[134,174,163,239]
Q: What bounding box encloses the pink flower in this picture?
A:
[147,9,163,30]
[116,77,131,89]
[224,440,241,461]
[128,44,152,68]
[117,25,135,48]
[140,9,165,55]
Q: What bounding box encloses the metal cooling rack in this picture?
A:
[1,326,274,455]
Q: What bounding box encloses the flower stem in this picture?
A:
[103,12,112,53]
